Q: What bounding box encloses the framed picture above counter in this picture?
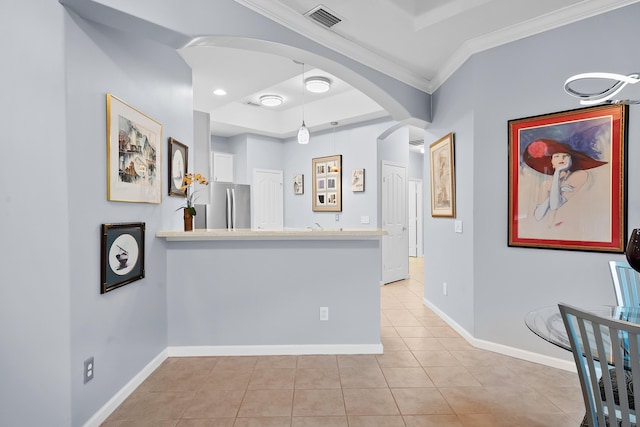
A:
[168,137,188,197]
[312,155,342,212]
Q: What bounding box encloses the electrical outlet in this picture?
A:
[320,306,329,321]
[84,357,94,384]
[335,214,340,221]
[443,282,448,296]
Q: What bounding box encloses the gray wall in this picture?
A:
[283,119,396,229]
[65,9,194,425]
[166,240,381,346]
[209,119,411,230]
[194,110,212,204]
[64,9,192,425]
[425,3,640,360]
[7,0,640,425]
[0,2,72,426]
[1,2,420,426]
[409,150,424,181]
[245,134,286,185]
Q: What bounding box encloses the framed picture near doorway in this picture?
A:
[429,133,455,218]
[508,104,628,252]
[352,168,365,192]
[312,155,342,211]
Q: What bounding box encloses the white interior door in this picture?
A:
[408,180,423,257]
[381,162,409,284]
[253,169,283,230]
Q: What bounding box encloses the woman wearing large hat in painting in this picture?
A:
[524,138,607,221]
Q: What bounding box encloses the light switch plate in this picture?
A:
[454,220,463,233]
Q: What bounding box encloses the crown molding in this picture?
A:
[234,0,431,92]
[430,0,640,91]
[237,0,640,95]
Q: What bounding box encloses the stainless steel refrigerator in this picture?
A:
[206,182,251,229]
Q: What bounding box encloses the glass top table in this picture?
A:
[525,304,640,352]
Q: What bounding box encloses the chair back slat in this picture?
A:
[610,260,640,306]
[560,303,639,427]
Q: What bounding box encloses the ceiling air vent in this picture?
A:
[409,139,424,147]
[304,5,342,29]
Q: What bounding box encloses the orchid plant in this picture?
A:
[178,173,209,215]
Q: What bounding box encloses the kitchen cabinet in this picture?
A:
[211,151,234,182]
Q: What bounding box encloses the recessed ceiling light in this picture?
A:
[213,89,227,96]
[259,94,283,107]
[305,77,331,93]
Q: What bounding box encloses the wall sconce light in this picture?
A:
[564,72,640,105]
[259,94,283,107]
[305,76,331,93]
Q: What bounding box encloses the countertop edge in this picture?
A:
[156,228,387,241]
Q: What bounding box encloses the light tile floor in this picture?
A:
[102,257,585,426]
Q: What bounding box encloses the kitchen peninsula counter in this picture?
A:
[157,227,384,356]
[156,228,385,241]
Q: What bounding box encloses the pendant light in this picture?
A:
[297,62,310,144]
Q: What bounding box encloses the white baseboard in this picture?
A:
[423,298,576,372]
[168,343,384,357]
[82,348,168,427]
[84,298,576,427]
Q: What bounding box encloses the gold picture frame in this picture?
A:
[312,155,342,212]
[106,94,162,203]
[429,133,455,217]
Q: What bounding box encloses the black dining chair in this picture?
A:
[559,303,639,426]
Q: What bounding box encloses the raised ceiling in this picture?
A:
[180,0,640,141]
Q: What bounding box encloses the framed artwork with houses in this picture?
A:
[106,94,162,203]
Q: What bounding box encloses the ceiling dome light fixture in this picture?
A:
[564,72,640,105]
[297,62,310,145]
[305,76,331,93]
[213,88,227,96]
[259,94,283,107]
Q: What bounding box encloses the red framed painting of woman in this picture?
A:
[508,104,628,252]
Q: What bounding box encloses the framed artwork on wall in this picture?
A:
[312,155,342,211]
[429,133,455,217]
[508,104,628,252]
[352,168,365,192]
[168,137,188,197]
[293,174,304,195]
[100,222,145,294]
[106,94,162,204]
